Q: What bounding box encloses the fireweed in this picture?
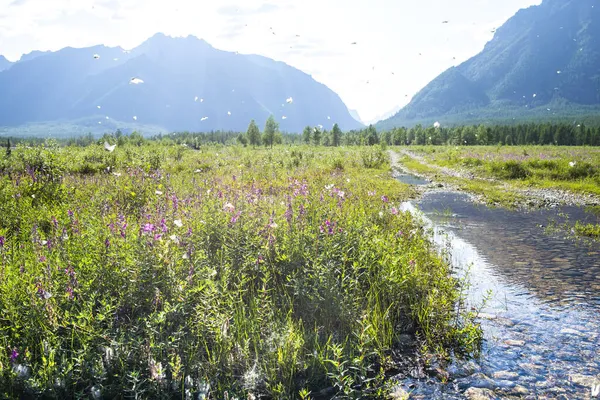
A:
[0,143,480,398]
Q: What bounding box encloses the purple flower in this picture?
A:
[153,234,162,241]
[39,256,46,263]
[0,236,4,248]
[67,210,74,218]
[10,348,18,363]
[230,211,241,225]
[105,238,110,248]
[381,195,389,203]
[142,223,155,233]
[284,205,293,224]
[391,207,398,215]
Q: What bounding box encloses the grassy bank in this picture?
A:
[407,146,600,198]
[0,142,480,399]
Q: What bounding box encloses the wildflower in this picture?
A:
[379,211,384,218]
[149,359,165,381]
[36,283,52,299]
[391,207,399,215]
[223,202,235,212]
[142,223,155,233]
[269,222,278,229]
[39,255,46,263]
[381,195,389,203]
[160,219,168,233]
[0,236,4,248]
[169,235,180,244]
[105,238,110,248]
[155,190,163,195]
[230,211,241,224]
[153,234,162,241]
[569,161,576,167]
[325,184,334,190]
[368,191,376,196]
[10,348,18,363]
[174,219,183,228]
[284,204,293,224]
[67,210,74,218]
[337,191,345,199]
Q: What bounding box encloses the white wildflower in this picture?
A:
[174,219,183,228]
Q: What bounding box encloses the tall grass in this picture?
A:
[0,143,480,398]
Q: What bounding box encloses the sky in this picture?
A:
[0,0,542,123]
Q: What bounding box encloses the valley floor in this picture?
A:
[0,143,480,398]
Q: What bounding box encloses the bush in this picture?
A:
[489,160,529,179]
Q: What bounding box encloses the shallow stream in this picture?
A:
[394,172,600,399]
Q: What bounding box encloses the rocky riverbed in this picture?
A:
[389,152,600,399]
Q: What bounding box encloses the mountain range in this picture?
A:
[379,0,600,129]
[0,33,362,136]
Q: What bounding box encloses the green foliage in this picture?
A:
[247,119,261,147]
[302,126,312,145]
[361,147,389,169]
[0,143,480,398]
[312,127,322,146]
[262,115,278,148]
[332,124,342,147]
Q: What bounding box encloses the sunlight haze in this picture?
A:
[0,0,542,122]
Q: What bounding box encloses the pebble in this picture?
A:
[464,387,496,400]
[569,373,600,388]
[511,384,529,395]
[388,386,409,399]
[504,339,525,346]
[492,371,519,380]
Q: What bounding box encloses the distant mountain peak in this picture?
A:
[0,55,12,72]
[0,33,362,134]
[379,0,600,128]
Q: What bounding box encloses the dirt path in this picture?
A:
[390,150,600,208]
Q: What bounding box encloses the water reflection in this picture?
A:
[396,192,600,399]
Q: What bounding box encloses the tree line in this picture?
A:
[3,120,600,148]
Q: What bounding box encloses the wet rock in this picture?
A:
[569,373,600,388]
[510,385,529,396]
[388,386,409,400]
[492,371,519,380]
[464,387,496,400]
[493,380,516,390]
[448,360,480,378]
[518,363,545,373]
[504,339,525,347]
[460,373,496,390]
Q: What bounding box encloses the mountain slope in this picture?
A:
[379,0,600,129]
[0,33,362,134]
[0,56,12,72]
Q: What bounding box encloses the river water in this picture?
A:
[393,172,600,399]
